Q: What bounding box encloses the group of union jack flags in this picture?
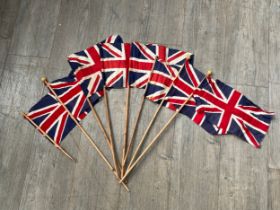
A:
[25,34,274,148]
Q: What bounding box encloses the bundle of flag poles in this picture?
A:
[22,35,275,191]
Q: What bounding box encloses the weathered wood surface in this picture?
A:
[0,0,279,209]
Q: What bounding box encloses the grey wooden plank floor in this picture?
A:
[0,0,279,209]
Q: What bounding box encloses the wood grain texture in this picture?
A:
[218,86,270,210]
[0,0,279,210]
[9,0,61,57]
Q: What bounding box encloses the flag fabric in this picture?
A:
[67,44,104,105]
[88,89,104,106]
[48,76,91,118]
[67,35,123,101]
[147,43,192,66]
[98,42,131,88]
[129,42,157,88]
[68,45,101,78]
[144,59,181,103]
[100,34,123,44]
[26,35,274,147]
[48,76,104,118]
[193,77,274,148]
[26,76,104,145]
[68,34,123,76]
[129,42,191,89]
[163,62,218,134]
[26,94,80,145]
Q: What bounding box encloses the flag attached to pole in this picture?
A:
[48,77,92,116]
[163,62,218,134]
[67,35,124,99]
[98,42,131,88]
[146,43,192,66]
[26,93,87,145]
[68,34,123,75]
[129,42,157,88]
[67,44,104,105]
[129,42,192,89]
[193,77,274,148]
[26,76,104,145]
[68,35,123,93]
[144,59,181,103]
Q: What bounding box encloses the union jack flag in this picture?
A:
[68,34,123,75]
[163,62,217,134]
[68,45,101,78]
[147,43,192,66]
[129,42,191,88]
[145,59,181,103]
[27,94,79,145]
[129,42,157,88]
[49,76,104,119]
[48,77,91,117]
[193,77,274,148]
[26,76,104,145]
[67,35,123,100]
[67,44,104,105]
[98,42,131,88]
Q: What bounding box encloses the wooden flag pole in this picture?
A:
[125,99,163,171]
[125,62,186,173]
[121,52,132,178]
[122,60,157,170]
[86,97,121,178]
[21,112,75,161]
[122,95,144,163]
[42,77,129,191]
[103,88,115,148]
[121,84,130,177]
[103,87,120,174]
[120,70,212,182]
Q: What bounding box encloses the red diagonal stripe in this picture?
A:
[207,77,223,99]
[150,72,173,87]
[58,84,82,104]
[167,51,186,63]
[101,44,122,58]
[196,89,270,133]
[133,78,149,88]
[106,71,123,87]
[55,112,68,144]
[237,118,261,148]
[185,60,199,87]
[72,94,87,118]
[165,63,177,78]
[147,93,166,102]
[172,77,194,96]
[28,105,56,120]
[75,62,102,80]
[89,74,102,95]
[135,42,154,60]
[87,46,100,64]
[40,106,66,132]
